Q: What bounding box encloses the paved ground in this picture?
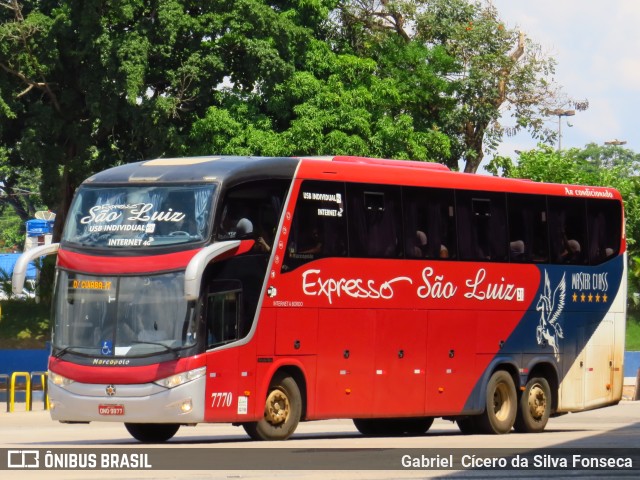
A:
[1,400,639,479]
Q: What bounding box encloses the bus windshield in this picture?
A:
[63,184,215,248]
[53,271,197,357]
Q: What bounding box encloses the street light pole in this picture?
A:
[548,108,576,150]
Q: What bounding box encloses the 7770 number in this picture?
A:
[210,391,233,408]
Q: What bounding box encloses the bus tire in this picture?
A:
[514,377,551,433]
[353,419,384,436]
[456,416,480,435]
[124,423,180,443]
[243,374,301,441]
[353,417,434,436]
[399,417,434,435]
[477,370,517,434]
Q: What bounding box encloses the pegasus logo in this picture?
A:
[536,271,566,361]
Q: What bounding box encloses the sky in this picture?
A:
[489,0,640,162]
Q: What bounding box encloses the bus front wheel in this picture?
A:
[124,423,180,443]
[243,374,302,441]
[514,377,551,433]
[477,370,517,434]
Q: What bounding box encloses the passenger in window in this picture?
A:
[409,230,428,258]
[561,239,582,263]
[510,240,525,261]
[299,227,323,254]
[407,231,449,259]
[235,218,253,237]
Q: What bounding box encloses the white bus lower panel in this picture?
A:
[48,376,206,424]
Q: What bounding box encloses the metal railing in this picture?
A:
[0,371,49,412]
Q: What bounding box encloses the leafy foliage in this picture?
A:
[0,299,50,349]
[488,144,640,311]
[1,0,337,238]
[189,40,453,162]
[331,0,573,172]
[1,0,574,239]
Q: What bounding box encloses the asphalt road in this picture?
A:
[1,400,639,479]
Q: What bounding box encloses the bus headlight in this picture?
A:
[50,372,74,387]
[154,367,206,389]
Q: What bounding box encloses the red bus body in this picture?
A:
[15,155,624,440]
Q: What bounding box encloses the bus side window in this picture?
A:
[456,190,508,262]
[403,187,456,260]
[282,180,347,272]
[587,199,621,264]
[215,180,289,247]
[548,197,588,265]
[507,194,549,263]
[347,183,402,258]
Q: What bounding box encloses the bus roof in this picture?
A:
[82,155,622,202]
[299,156,623,201]
[83,156,299,185]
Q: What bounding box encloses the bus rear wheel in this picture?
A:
[243,374,302,441]
[353,417,434,436]
[514,377,551,433]
[477,370,517,434]
[124,423,180,443]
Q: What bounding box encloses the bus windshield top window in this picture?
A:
[62,184,215,248]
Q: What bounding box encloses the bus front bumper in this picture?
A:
[48,376,206,424]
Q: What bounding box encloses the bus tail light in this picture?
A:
[155,367,206,389]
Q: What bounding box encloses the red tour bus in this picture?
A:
[12,155,626,442]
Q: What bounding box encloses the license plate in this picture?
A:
[98,404,125,415]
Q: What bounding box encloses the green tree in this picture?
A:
[189,40,453,162]
[0,144,45,249]
[332,0,583,172]
[1,0,584,241]
[0,0,335,240]
[488,144,640,310]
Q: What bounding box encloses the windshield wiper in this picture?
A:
[130,341,180,358]
[53,346,93,359]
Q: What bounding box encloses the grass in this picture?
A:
[626,313,640,351]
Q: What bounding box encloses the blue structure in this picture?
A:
[0,254,37,280]
[625,351,640,377]
[0,348,50,376]
[25,219,54,237]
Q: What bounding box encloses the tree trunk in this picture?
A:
[463,122,485,173]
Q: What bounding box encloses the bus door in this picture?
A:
[373,310,427,416]
[204,280,243,422]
